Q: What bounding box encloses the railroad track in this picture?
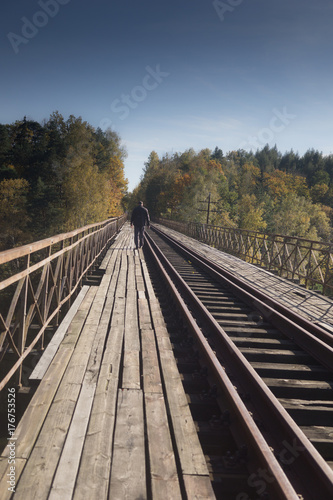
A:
[143,225,333,500]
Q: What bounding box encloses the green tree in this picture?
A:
[237,194,267,231]
[0,178,30,250]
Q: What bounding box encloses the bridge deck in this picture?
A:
[2,221,333,499]
[0,223,214,500]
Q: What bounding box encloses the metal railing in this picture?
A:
[0,214,127,390]
[155,218,333,296]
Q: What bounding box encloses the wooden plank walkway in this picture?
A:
[0,223,215,500]
[153,223,333,329]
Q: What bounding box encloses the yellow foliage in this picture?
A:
[263,170,309,201]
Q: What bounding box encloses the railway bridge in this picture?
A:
[0,218,333,499]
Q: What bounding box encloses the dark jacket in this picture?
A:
[131,205,150,227]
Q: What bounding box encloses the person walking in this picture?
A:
[130,201,150,249]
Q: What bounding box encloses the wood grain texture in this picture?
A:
[109,389,146,500]
[144,392,182,499]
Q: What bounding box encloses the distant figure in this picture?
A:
[130,201,150,249]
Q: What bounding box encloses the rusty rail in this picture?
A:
[155,218,333,295]
[0,215,127,390]
[146,226,333,499]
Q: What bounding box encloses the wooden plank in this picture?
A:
[138,298,152,329]
[99,246,114,270]
[29,286,90,382]
[122,254,141,389]
[122,350,140,390]
[13,267,116,499]
[108,389,146,500]
[126,253,136,290]
[0,457,26,500]
[115,252,128,298]
[49,377,96,500]
[73,367,120,500]
[49,269,116,499]
[141,328,162,394]
[183,475,217,499]
[0,284,96,470]
[124,290,140,350]
[159,350,212,478]
[135,254,145,291]
[13,383,82,499]
[141,260,155,297]
[140,253,214,495]
[0,346,73,464]
[73,268,126,499]
[145,392,182,499]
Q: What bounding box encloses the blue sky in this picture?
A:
[1,0,333,191]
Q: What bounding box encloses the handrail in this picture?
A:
[0,214,127,390]
[0,218,117,265]
[155,218,333,296]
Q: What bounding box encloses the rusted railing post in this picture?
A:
[0,214,126,391]
[156,217,333,296]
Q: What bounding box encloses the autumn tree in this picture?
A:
[270,193,331,240]
[236,194,267,232]
[0,113,128,246]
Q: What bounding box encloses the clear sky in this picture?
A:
[1,0,333,191]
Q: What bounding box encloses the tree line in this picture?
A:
[0,112,128,251]
[128,145,333,242]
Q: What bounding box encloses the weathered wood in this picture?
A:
[138,298,152,329]
[109,389,146,499]
[141,329,162,394]
[145,392,182,499]
[49,378,96,500]
[126,253,136,290]
[1,225,219,499]
[183,474,217,499]
[29,285,90,382]
[1,346,73,465]
[122,350,140,390]
[49,268,117,500]
[141,258,212,483]
[159,349,211,477]
[73,363,120,500]
[141,260,155,297]
[0,287,97,472]
[73,258,126,498]
[13,261,116,499]
[0,457,26,500]
[115,253,128,298]
[122,253,141,389]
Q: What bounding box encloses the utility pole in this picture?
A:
[198,192,218,225]
[206,192,211,224]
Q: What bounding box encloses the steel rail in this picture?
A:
[143,233,300,500]
[151,225,333,363]
[145,229,333,499]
